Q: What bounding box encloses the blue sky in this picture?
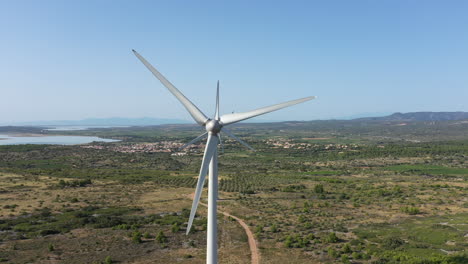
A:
[1,0,467,123]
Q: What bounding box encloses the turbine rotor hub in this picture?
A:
[205,119,222,134]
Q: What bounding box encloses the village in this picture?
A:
[81,138,359,155]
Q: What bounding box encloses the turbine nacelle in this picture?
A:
[205,119,222,134]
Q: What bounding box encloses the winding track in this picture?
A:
[189,194,260,264]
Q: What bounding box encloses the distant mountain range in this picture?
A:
[355,112,468,121]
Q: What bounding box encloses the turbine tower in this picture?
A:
[132,50,315,264]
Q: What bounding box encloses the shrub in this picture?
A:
[270,224,278,233]
[255,225,263,234]
[325,232,339,243]
[382,236,404,249]
[132,231,142,243]
[284,235,293,248]
[156,231,167,244]
[58,179,92,188]
[352,252,362,259]
[282,184,306,192]
[113,224,130,230]
[400,206,420,215]
[171,223,180,233]
[284,234,309,248]
[342,243,352,253]
[314,184,325,194]
[328,247,338,258]
[104,256,113,264]
[48,243,54,252]
[298,215,306,223]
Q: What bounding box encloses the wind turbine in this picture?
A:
[132,50,315,264]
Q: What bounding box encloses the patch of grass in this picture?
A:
[354,213,468,254]
[384,164,468,176]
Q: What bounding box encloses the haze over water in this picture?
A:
[0,134,119,145]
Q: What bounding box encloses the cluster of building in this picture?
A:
[266,139,310,149]
[265,139,358,151]
[322,143,359,150]
[81,141,205,155]
[81,138,359,154]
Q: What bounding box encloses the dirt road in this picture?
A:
[189,194,260,264]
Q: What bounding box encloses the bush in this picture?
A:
[325,232,339,243]
[171,223,180,233]
[314,184,325,194]
[282,184,306,192]
[58,179,92,188]
[352,252,362,259]
[382,236,404,249]
[48,243,54,252]
[132,231,142,243]
[255,225,263,234]
[104,256,113,264]
[328,247,338,258]
[284,235,293,248]
[400,206,420,215]
[156,231,167,244]
[113,224,130,230]
[284,234,309,248]
[342,243,352,253]
[270,224,278,233]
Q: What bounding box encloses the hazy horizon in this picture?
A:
[1,1,467,123]
[5,110,468,126]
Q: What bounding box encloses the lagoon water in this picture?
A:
[0,134,119,145]
[44,126,129,131]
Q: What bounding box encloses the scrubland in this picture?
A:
[0,120,467,263]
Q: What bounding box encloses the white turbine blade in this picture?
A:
[179,132,208,150]
[220,96,316,126]
[214,81,220,120]
[132,50,209,126]
[222,128,255,151]
[186,134,219,235]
